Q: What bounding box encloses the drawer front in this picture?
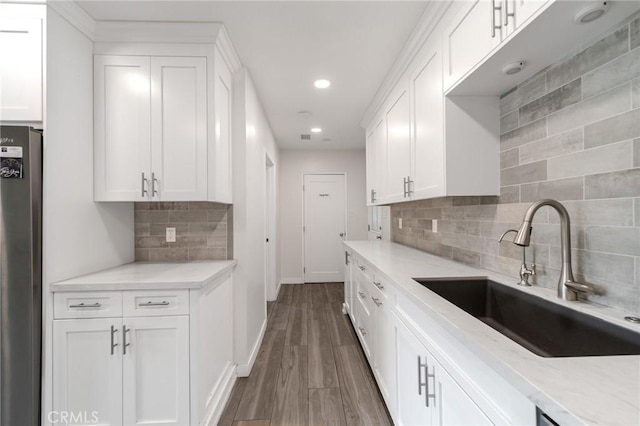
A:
[355,257,374,282]
[123,290,189,317]
[54,292,122,319]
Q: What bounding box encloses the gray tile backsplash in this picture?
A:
[391,14,640,314]
[134,202,232,261]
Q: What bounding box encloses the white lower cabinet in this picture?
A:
[122,316,190,426]
[53,319,123,426]
[395,314,492,426]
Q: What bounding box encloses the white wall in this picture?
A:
[232,68,280,375]
[279,149,367,283]
[42,8,134,424]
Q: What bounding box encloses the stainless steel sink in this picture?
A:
[414,278,640,357]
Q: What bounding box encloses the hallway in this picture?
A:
[218,283,392,425]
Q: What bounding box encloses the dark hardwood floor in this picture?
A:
[218,283,392,426]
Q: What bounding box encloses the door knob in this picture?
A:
[339,233,345,238]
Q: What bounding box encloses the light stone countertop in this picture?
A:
[344,240,640,426]
[50,260,237,292]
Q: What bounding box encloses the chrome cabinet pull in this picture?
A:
[358,291,366,299]
[371,189,377,203]
[110,325,118,355]
[407,177,413,197]
[151,172,159,197]
[403,177,408,197]
[373,281,384,290]
[424,361,436,407]
[358,326,367,335]
[345,251,350,265]
[417,355,427,395]
[371,297,382,307]
[491,0,503,38]
[138,301,169,307]
[69,302,102,309]
[358,265,365,271]
[123,325,130,355]
[504,0,515,26]
[141,172,148,198]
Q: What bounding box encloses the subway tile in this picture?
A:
[519,79,582,125]
[519,129,583,164]
[135,222,150,236]
[586,226,640,256]
[548,248,635,284]
[208,236,228,248]
[451,247,482,267]
[480,253,522,278]
[520,177,584,202]
[546,26,629,91]
[636,198,640,226]
[517,71,549,109]
[134,210,169,223]
[582,49,640,99]
[441,233,499,256]
[148,248,188,261]
[135,248,149,261]
[529,265,560,291]
[188,201,227,211]
[480,195,500,205]
[500,148,519,169]
[548,140,633,180]
[452,197,481,207]
[499,242,549,268]
[633,78,640,109]
[170,210,208,223]
[500,110,519,134]
[500,118,547,151]
[134,202,150,211]
[498,185,520,204]
[188,248,226,261]
[589,281,639,315]
[478,221,521,239]
[549,199,634,226]
[135,236,168,249]
[585,167,640,199]
[189,222,226,234]
[631,17,640,51]
[415,239,453,259]
[636,257,640,286]
[529,224,586,250]
[584,108,640,149]
[412,208,442,220]
[171,235,208,248]
[208,210,228,222]
[495,203,548,224]
[547,83,631,135]
[150,202,189,211]
[499,86,519,116]
[501,161,547,186]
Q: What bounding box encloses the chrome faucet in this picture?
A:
[513,199,594,301]
[499,229,535,286]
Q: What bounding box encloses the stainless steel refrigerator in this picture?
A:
[0,126,43,426]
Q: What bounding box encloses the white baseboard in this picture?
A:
[203,362,237,426]
[236,317,267,377]
[280,277,303,284]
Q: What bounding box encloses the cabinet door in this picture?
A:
[94,55,152,201]
[395,316,432,426]
[344,251,353,316]
[210,47,233,203]
[432,358,493,426]
[53,319,123,426]
[150,57,207,201]
[410,47,445,200]
[366,127,377,206]
[385,88,412,203]
[0,13,42,122]
[503,0,549,36]
[122,316,190,426]
[443,0,502,90]
[372,295,397,418]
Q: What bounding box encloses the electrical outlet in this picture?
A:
[166,227,176,243]
[432,219,438,233]
[398,218,402,229]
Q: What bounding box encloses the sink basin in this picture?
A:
[414,278,640,357]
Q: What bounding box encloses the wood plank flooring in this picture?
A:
[218,283,392,426]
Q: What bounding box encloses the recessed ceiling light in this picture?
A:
[502,60,525,75]
[574,1,610,24]
[314,79,331,89]
[297,110,312,118]
[311,127,322,133]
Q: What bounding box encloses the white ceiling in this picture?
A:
[75,1,428,150]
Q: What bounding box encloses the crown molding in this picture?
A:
[217,26,242,73]
[48,1,96,40]
[359,1,452,129]
[93,20,225,44]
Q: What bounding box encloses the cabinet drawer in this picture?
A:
[54,292,122,319]
[123,290,189,317]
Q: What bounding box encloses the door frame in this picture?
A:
[265,153,277,301]
[301,172,348,284]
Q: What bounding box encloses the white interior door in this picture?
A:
[303,173,346,283]
[265,155,277,300]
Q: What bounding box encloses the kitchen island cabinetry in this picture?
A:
[51,261,237,426]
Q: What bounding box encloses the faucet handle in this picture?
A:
[498,229,518,243]
[565,281,595,295]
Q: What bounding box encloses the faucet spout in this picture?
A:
[514,199,587,301]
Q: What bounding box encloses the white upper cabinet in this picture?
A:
[210,47,233,203]
[0,4,44,122]
[503,0,549,37]
[95,55,207,202]
[366,117,386,206]
[151,57,208,201]
[94,55,152,201]
[384,88,412,203]
[410,47,445,200]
